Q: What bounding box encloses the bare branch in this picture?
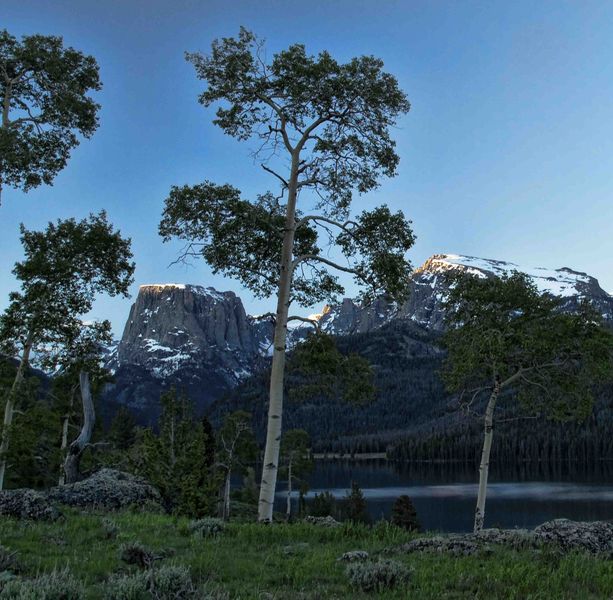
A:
[292,253,358,276]
[261,164,288,187]
[287,315,321,331]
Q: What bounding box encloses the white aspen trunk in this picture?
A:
[474,381,500,533]
[286,457,293,520]
[223,469,231,521]
[0,335,33,490]
[258,155,299,523]
[63,371,95,484]
[58,416,69,486]
[58,388,77,485]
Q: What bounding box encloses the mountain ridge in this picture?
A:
[102,253,613,422]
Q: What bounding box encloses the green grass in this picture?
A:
[0,509,611,599]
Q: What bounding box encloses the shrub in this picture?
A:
[119,542,156,569]
[103,572,149,600]
[309,491,337,517]
[345,559,412,592]
[188,517,225,538]
[390,495,420,532]
[149,565,196,599]
[0,569,85,599]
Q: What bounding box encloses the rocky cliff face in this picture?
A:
[115,284,270,384]
[317,253,613,334]
[104,254,613,419]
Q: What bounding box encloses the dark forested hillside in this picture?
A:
[208,321,613,463]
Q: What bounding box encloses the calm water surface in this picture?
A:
[275,460,613,532]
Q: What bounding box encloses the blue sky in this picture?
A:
[2,0,613,336]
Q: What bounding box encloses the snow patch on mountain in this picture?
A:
[427,254,595,298]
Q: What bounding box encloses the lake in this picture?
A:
[275,459,613,532]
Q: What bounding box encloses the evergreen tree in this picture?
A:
[342,481,369,524]
[309,491,337,518]
[133,388,217,516]
[391,495,420,532]
[160,28,414,522]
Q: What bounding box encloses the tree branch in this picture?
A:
[292,254,358,275]
[287,315,321,331]
[261,164,288,187]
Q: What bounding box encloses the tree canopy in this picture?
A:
[0,211,134,366]
[161,28,413,523]
[443,271,613,420]
[0,29,101,203]
[442,270,613,531]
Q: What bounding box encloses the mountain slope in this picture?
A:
[102,254,613,427]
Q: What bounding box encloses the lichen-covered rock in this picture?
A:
[338,550,370,562]
[47,469,162,511]
[474,528,536,549]
[397,536,482,557]
[534,519,613,556]
[391,521,613,557]
[303,515,342,527]
[0,488,60,521]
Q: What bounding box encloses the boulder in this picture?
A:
[47,469,162,510]
[391,520,612,557]
[534,519,613,556]
[0,489,60,521]
[396,536,482,557]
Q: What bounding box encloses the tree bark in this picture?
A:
[63,371,95,485]
[58,387,77,485]
[222,469,231,521]
[0,334,33,490]
[286,457,293,520]
[474,381,500,532]
[257,154,299,523]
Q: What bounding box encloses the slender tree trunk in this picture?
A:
[474,381,500,533]
[258,155,299,523]
[286,457,293,520]
[58,387,77,485]
[63,371,95,485]
[0,334,33,490]
[223,469,231,521]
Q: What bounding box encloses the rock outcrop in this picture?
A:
[0,470,162,520]
[47,468,163,510]
[391,519,613,557]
